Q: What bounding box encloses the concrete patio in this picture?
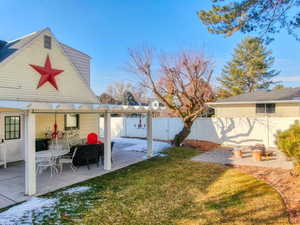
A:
[191,147,293,169]
[0,147,146,209]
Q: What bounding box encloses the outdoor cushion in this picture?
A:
[71,144,102,168]
[70,142,115,168]
[35,138,50,152]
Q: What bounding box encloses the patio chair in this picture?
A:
[36,155,59,176]
[49,136,70,152]
[67,132,83,146]
[86,132,103,144]
[59,147,78,174]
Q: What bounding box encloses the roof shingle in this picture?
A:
[215,87,300,103]
[0,31,40,63]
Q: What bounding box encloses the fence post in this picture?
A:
[147,111,153,158]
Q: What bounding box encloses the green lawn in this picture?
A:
[24,147,291,224]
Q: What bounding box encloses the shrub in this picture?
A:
[275,121,300,175]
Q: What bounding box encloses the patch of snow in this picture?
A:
[142,152,168,159]
[156,153,168,157]
[113,138,171,154]
[0,197,57,225]
[0,139,170,224]
[63,186,91,194]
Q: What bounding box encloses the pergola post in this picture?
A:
[97,113,101,137]
[25,111,36,195]
[104,112,111,170]
[147,111,153,158]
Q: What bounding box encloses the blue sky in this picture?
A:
[1,0,300,95]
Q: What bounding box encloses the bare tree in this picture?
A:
[106,81,146,103]
[99,93,121,104]
[127,48,215,146]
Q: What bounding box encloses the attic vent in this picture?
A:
[44,35,51,49]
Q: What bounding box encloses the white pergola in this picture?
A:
[23,103,160,195]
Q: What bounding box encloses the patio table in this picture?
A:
[36,149,70,158]
[36,149,70,176]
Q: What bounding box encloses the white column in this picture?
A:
[147,111,153,158]
[25,111,36,195]
[104,112,111,170]
[97,113,101,137]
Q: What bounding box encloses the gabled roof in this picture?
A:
[0,31,41,63]
[0,28,91,85]
[211,87,300,105]
[0,28,99,104]
[59,42,91,59]
[59,42,91,85]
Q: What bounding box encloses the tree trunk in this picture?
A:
[172,121,193,147]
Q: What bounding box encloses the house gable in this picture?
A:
[0,29,98,104]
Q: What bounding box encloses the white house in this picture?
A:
[0,28,157,196]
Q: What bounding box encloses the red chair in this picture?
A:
[86,133,103,145]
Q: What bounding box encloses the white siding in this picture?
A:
[79,114,99,139]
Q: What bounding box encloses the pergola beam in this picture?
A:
[31,109,158,114]
[30,104,163,115]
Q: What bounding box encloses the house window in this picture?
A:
[256,103,276,114]
[64,114,80,130]
[44,35,51,49]
[5,116,21,140]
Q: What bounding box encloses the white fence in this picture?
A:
[100,117,300,147]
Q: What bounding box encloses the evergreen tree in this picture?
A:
[198,0,300,42]
[218,37,279,98]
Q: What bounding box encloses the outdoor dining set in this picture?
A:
[36,132,113,176]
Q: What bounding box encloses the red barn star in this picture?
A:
[29,55,64,90]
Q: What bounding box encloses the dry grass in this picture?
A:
[38,147,289,225]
